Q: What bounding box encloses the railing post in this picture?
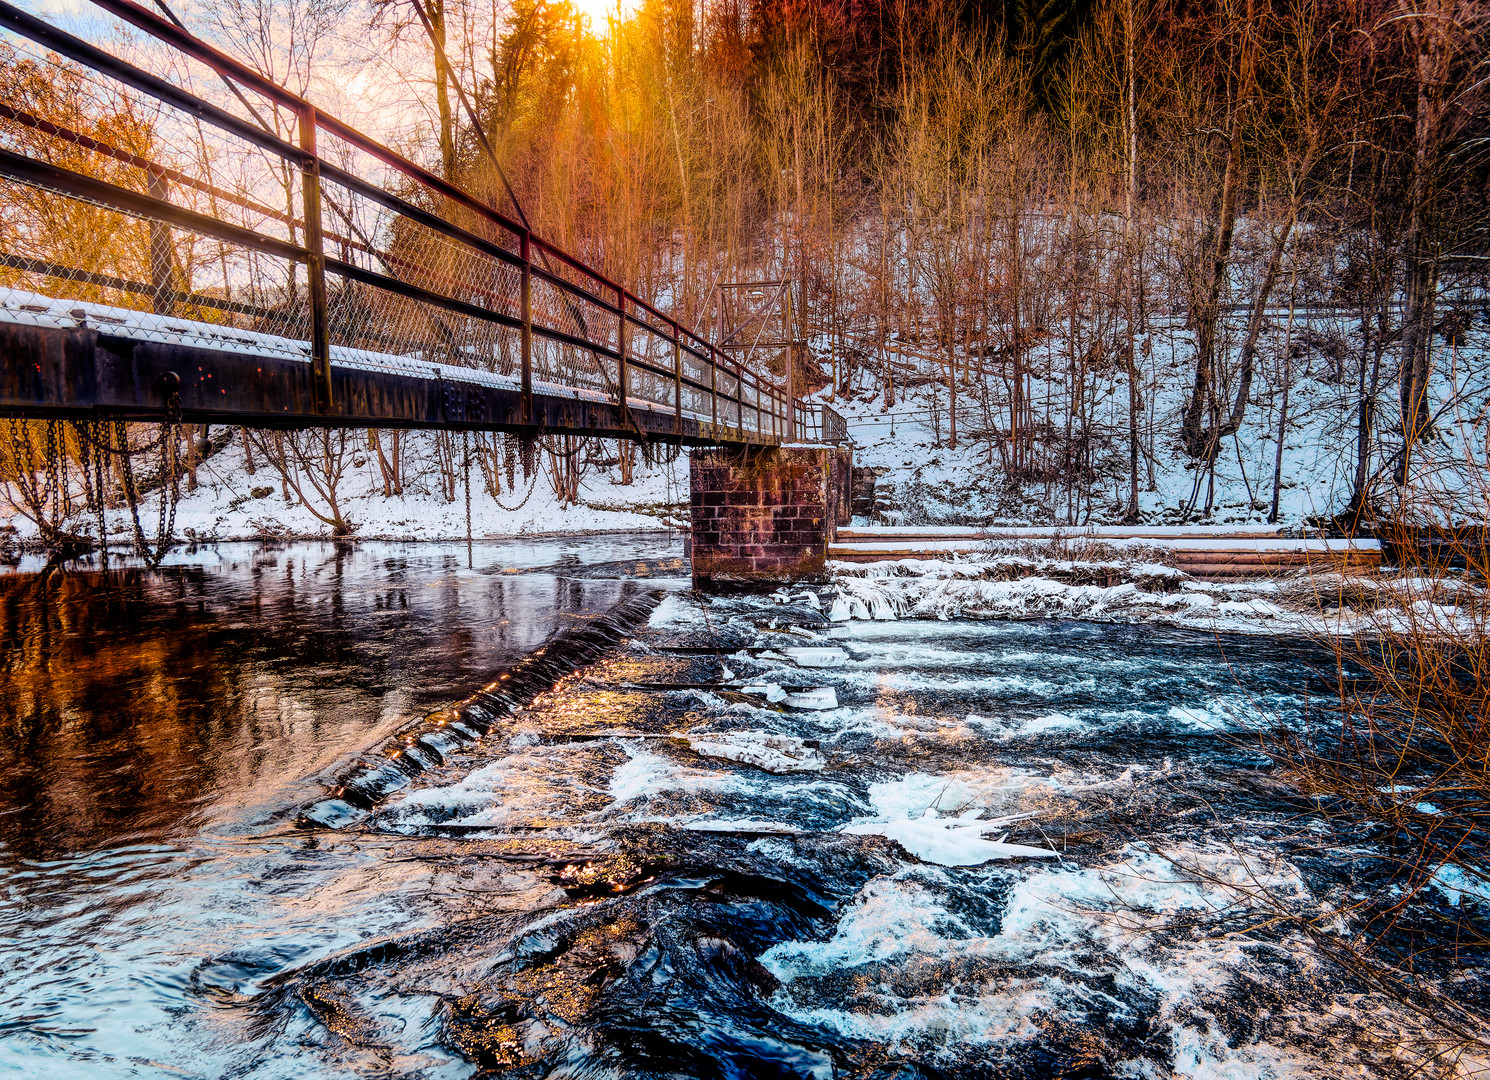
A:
[672,320,683,442]
[709,347,718,433]
[520,232,532,424]
[146,171,173,316]
[783,284,797,440]
[298,103,331,414]
[616,286,628,429]
[733,360,744,434]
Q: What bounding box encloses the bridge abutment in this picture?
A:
[688,445,852,589]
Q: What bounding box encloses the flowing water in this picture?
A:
[0,540,1483,1079]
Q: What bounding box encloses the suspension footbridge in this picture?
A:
[0,0,833,446]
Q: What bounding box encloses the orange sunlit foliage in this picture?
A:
[0,45,166,303]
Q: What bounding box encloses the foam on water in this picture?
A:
[761,844,1329,1073]
[378,741,617,829]
[607,739,758,805]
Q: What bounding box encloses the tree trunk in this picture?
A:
[1219,211,1297,439]
[1123,0,1140,522]
[430,0,456,179]
[1269,275,1297,523]
[1396,0,1451,483]
[1182,0,1254,458]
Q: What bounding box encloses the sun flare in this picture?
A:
[568,0,630,33]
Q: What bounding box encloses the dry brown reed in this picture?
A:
[1250,509,1490,1070]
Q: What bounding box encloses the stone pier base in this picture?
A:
[688,445,852,589]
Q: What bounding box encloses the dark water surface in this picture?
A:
[0,543,1482,1078]
[0,538,684,857]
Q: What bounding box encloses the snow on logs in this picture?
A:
[829,525,1382,579]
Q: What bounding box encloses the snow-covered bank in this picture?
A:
[823,310,1490,529]
[825,556,1308,633]
[817,555,1483,637]
[2,431,689,544]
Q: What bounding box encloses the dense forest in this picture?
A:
[389,0,1490,521]
[2,0,1489,530]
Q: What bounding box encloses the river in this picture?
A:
[0,537,1480,1078]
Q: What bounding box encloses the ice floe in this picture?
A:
[842,816,1058,865]
[783,687,839,710]
[685,730,827,773]
[780,646,848,668]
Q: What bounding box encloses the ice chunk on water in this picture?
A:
[742,682,788,703]
[784,687,838,710]
[842,817,1057,865]
[781,646,847,668]
[686,731,827,773]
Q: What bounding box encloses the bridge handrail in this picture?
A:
[89,0,787,430]
[0,0,792,443]
[795,402,849,445]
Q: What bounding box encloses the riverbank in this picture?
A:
[0,432,689,547]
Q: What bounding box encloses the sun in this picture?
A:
[568,0,631,32]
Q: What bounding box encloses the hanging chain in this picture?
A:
[462,429,472,564]
[115,392,182,568]
[71,418,175,457]
[72,419,110,568]
[44,420,64,524]
[7,404,179,567]
[4,418,74,549]
[487,467,540,513]
[5,419,44,522]
[93,423,110,565]
[117,420,148,559]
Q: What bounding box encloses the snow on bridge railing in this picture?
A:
[0,0,792,444]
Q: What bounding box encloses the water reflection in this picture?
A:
[0,536,684,859]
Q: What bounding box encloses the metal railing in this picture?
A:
[795,402,849,444]
[0,0,792,444]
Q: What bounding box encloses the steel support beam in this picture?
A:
[0,321,778,446]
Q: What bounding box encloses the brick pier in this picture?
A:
[688,445,852,589]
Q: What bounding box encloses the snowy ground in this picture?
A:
[823,312,1490,528]
[4,308,1487,544]
[2,432,691,544]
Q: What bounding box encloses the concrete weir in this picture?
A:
[688,445,852,589]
